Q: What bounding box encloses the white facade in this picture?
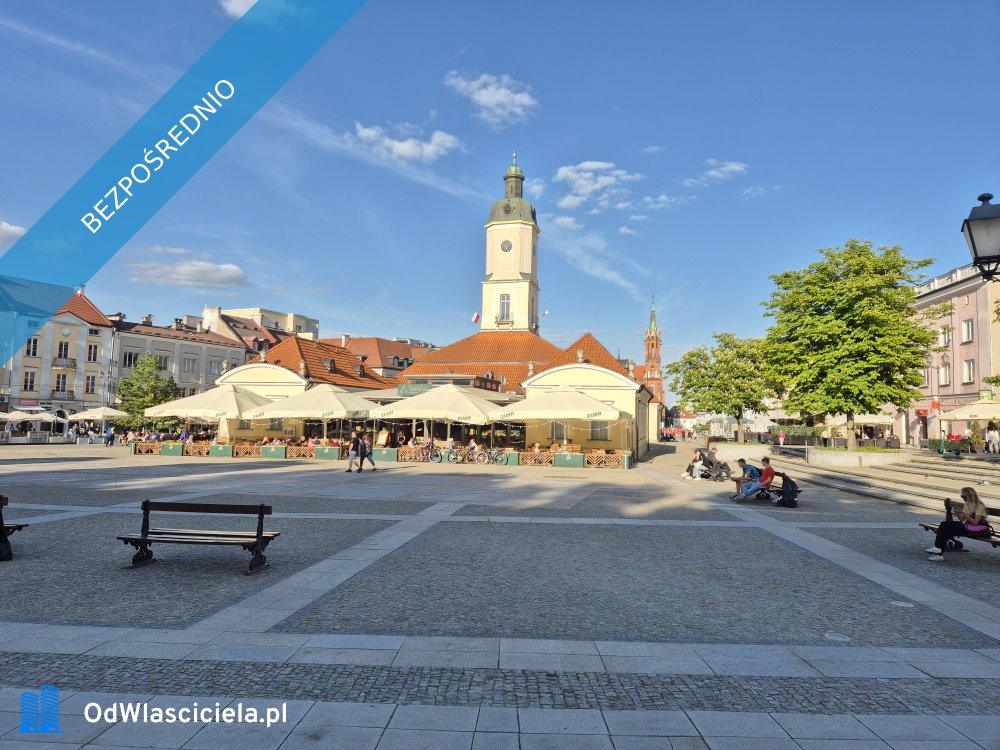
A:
[480,219,540,332]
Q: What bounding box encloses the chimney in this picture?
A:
[196,322,203,333]
[298,359,307,377]
[576,348,585,363]
[628,361,636,379]
[527,361,535,376]
[341,334,350,347]
[173,318,183,330]
[141,314,153,326]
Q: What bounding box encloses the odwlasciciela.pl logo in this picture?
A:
[20,684,62,734]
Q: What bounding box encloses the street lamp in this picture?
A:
[962,193,1000,281]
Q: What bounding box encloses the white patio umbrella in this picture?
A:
[244,385,377,420]
[826,413,895,427]
[369,384,495,425]
[940,399,1000,422]
[144,384,272,419]
[3,410,42,421]
[487,389,624,422]
[26,411,68,424]
[69,406,129,421]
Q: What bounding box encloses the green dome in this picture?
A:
[506,163,524,178]
[487,196,537,225]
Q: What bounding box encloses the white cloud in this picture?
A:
[682,158,749,188]
[618,226,637,236]
[545,224,642,300]
[742,185,781,199]
[352,122,462,163]
[553,161,642,213]
[0,219,26,249]
[525,178,545,199]
[219,0,255,17]
[443,71,538,129]
[553,216,583,231]
[642,194,689,210]
[629,214,651,221]
[0,16,134,73]
[613,201,633,210]
[642,145,663,154]
[128,260,248,289]
[148,244,191,256]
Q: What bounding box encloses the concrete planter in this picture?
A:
[804,447,910,468]
[160,443,183,457]
[504,451,519,466]
[372,447,397,462]
[210,445,234,458]
[314,446,342,461]
[129,443,137,455]
[554,453,585,468]
[261,446,286,460]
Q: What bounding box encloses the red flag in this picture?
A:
[471,312,481,323]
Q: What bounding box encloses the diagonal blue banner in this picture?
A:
[0,0,366,365]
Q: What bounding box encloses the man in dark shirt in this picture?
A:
[346,431,361,473]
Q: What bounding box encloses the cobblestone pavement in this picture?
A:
[0,444,997,748]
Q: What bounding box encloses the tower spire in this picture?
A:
[647,296,658,334]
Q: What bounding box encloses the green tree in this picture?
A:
[764,239,945,450]
[665,332,775,443]
[117,353,179,429]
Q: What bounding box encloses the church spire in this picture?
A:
[504,150,524,198]
[647,297,658,334]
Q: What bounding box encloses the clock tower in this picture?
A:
[480,152,540,332]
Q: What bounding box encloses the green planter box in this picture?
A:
[504,451,519,466]
[372,447,397,462]
[554,452,584,468]
[261,446,286,459]
[622,451,634,469]
[315,446,342,460]
[160,443,183,456]
[210,445,234,458]
[129,443,137,455]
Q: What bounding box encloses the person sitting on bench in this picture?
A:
[730,459,761,498]
[681,449,706,480]
[735,457,775,500]
[926,487,991,561]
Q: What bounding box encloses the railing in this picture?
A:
[397,446,420,462]
[285,446,315,459]
[183,443,211,456]
[585,452,622,468]
[135,441,159,454]
[52,358,77,368]
[519,451,554,466]
[50,390,76,399]
[234,443,262,458]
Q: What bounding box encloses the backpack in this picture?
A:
[776,476,799,508]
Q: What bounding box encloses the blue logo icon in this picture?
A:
[20,684,62,734]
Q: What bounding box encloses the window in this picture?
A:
[54,373,67,391]
[24,338,38,357]
[295,325,303,332]
[87,343,99,363]
[590,421,610,440]
[963,359,976,384]
[237,419,252,430]
[85,375,96,395]
[88,328,100,336]
[921,368,929,387]
[182,356,199,373]
[268,418,283,431]
[122,351,140,368]
[57,341,70,359]
[154,354,169,370]
[939,326,952,346]
[499,294,511,321]
[550,421,567,441]
[22,370,36,391]
[939,363,951,386]
[208,359,223,376]
[962,319,974,343]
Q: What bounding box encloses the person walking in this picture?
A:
[987,422,999,455]
[346,430,361,473]
[360,433,377,471]
[104,425,114,447]
[926,487,992,561]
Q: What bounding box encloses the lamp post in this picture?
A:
[962,193,1000,281]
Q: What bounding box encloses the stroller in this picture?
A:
[758,472,799,507]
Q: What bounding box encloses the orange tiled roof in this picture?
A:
[258,337,396,390]
[223,315,280,346]
[118,322,245,348]
[536,332,630,376]
[399,330,562,394]
[57,291,113,327]
[340,337,420,369]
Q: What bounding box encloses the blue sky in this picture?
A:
[2,0,1000,366]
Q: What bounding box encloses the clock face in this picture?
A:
[500,240,513,253]
[60,327,71,336]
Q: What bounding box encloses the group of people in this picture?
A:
[345,431,377,473]
[681,448,783,502]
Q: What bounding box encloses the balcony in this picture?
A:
[52,358,77,369]
[50,390,76,400]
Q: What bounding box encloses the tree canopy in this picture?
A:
[664,332,775,443]
[117,353,179,429]
[764,239,943,448]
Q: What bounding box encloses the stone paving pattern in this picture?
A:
[4,513,393,627]
[278,521,981,645]
[455,490,736,520]
[202,492,436,516]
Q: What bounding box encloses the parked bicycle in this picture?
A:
[415,445,442,463]
[475,448,507,465]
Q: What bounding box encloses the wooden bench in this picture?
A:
[117,500,280,574]
[919,499,1000,551]
[0,495,29,562]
